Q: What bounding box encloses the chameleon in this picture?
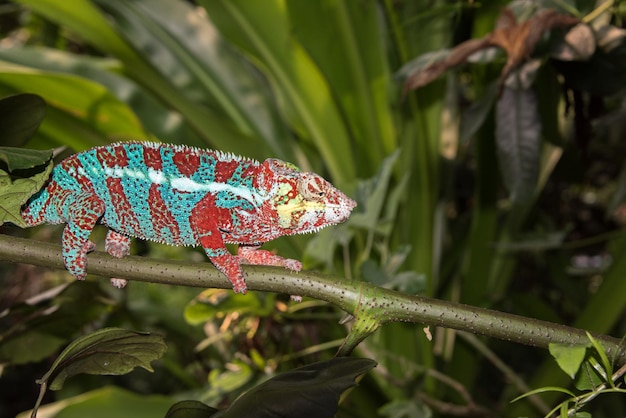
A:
[21,141,356,293]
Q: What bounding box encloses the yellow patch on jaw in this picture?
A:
[276,200,326,228]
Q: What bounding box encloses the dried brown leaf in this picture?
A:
[403,37,490,93]
[402,7,579,94]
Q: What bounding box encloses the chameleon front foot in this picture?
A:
[238,246,302,272]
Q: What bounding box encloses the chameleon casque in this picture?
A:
[21,141,356,293]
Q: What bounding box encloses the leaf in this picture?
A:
[574,359,605,391]
[0,331,66,365]
[0,93,46,147]
[0,282,113,365]
[402,39,490,94]
[287,0,397,165]
[37,328,167,390]
[200,0,356,185]
[402,7,579,93]
[349,150,401,231]
[585,331,613,382]
[0,146,52,172]
[214,357,376,418]
[378,399,432,418]
[549,343,588,379]
[166,401,219,418]
[510,386,576,403]
[184,289,272,325]
[92,0,289,159]
[0,46,187,142]
[0,64,147,149]
[489,8,578,91]
[205,360,253,406]
[459,82,498,144]
[0,160,53,227]
[18,386,174,418]
[495,85,541,205]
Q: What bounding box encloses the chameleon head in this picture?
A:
[260,159,357,234]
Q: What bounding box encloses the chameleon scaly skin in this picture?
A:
[21,142,356,293]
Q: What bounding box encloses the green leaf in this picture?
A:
[459,82,497,144]
[0,47,187,142]
[200,0,356,185]
[0,282,113,365]
[510,386,576,403]
[0,146,52,172]
[93,0,292,160]
[495,86,541,205]
[0,331,66,365]
[184,289,272,325]
[287,0,397,167]
[18,386,174,418]
[0,160,53,227]
[585,331,613,382]
[0,93,46,147]
[214,357,376,418]
[205,360,253,406]
[378,399,432,418]
[349,150,401,231]
[16,0,255,154]
[574,359,605,391]
[549,343,588,379]
[166,401,219,418]
[0,64,147,149]
[37,328,167,391]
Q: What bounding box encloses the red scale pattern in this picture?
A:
[173,152,201,177]
[213,160,239,183]
[143,146,163,171]
[106,177,141,233]
[148,183,181,243]
[96,146,128,168]
[61,158,92,188]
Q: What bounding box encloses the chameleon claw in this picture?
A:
[110,278,129,288]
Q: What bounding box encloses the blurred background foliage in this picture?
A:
[0,0,625,416]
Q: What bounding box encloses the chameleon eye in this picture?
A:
[298,175,325,201]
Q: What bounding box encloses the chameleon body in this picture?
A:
[21,142,356,293]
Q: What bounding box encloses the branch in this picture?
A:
[1,234,624,365]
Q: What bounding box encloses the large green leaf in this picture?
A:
[0,283,119,365]
[0,63,146,149]
[93,0,293,160]
[16,0,258,156]
[37,328,167,391]
[0,146,51,172]
[0,93,46,147]
[200,0,356,186]
[18,386,173,418]
[165,401,218,418]
[0,166,49,227]
[0,154,52,227]
[286,0,396,171]
[30,328,166,416]
[549,343,588,379]
[0,47,188,142]
[169,357,376,418]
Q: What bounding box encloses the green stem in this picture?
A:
[1,234,624,365]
